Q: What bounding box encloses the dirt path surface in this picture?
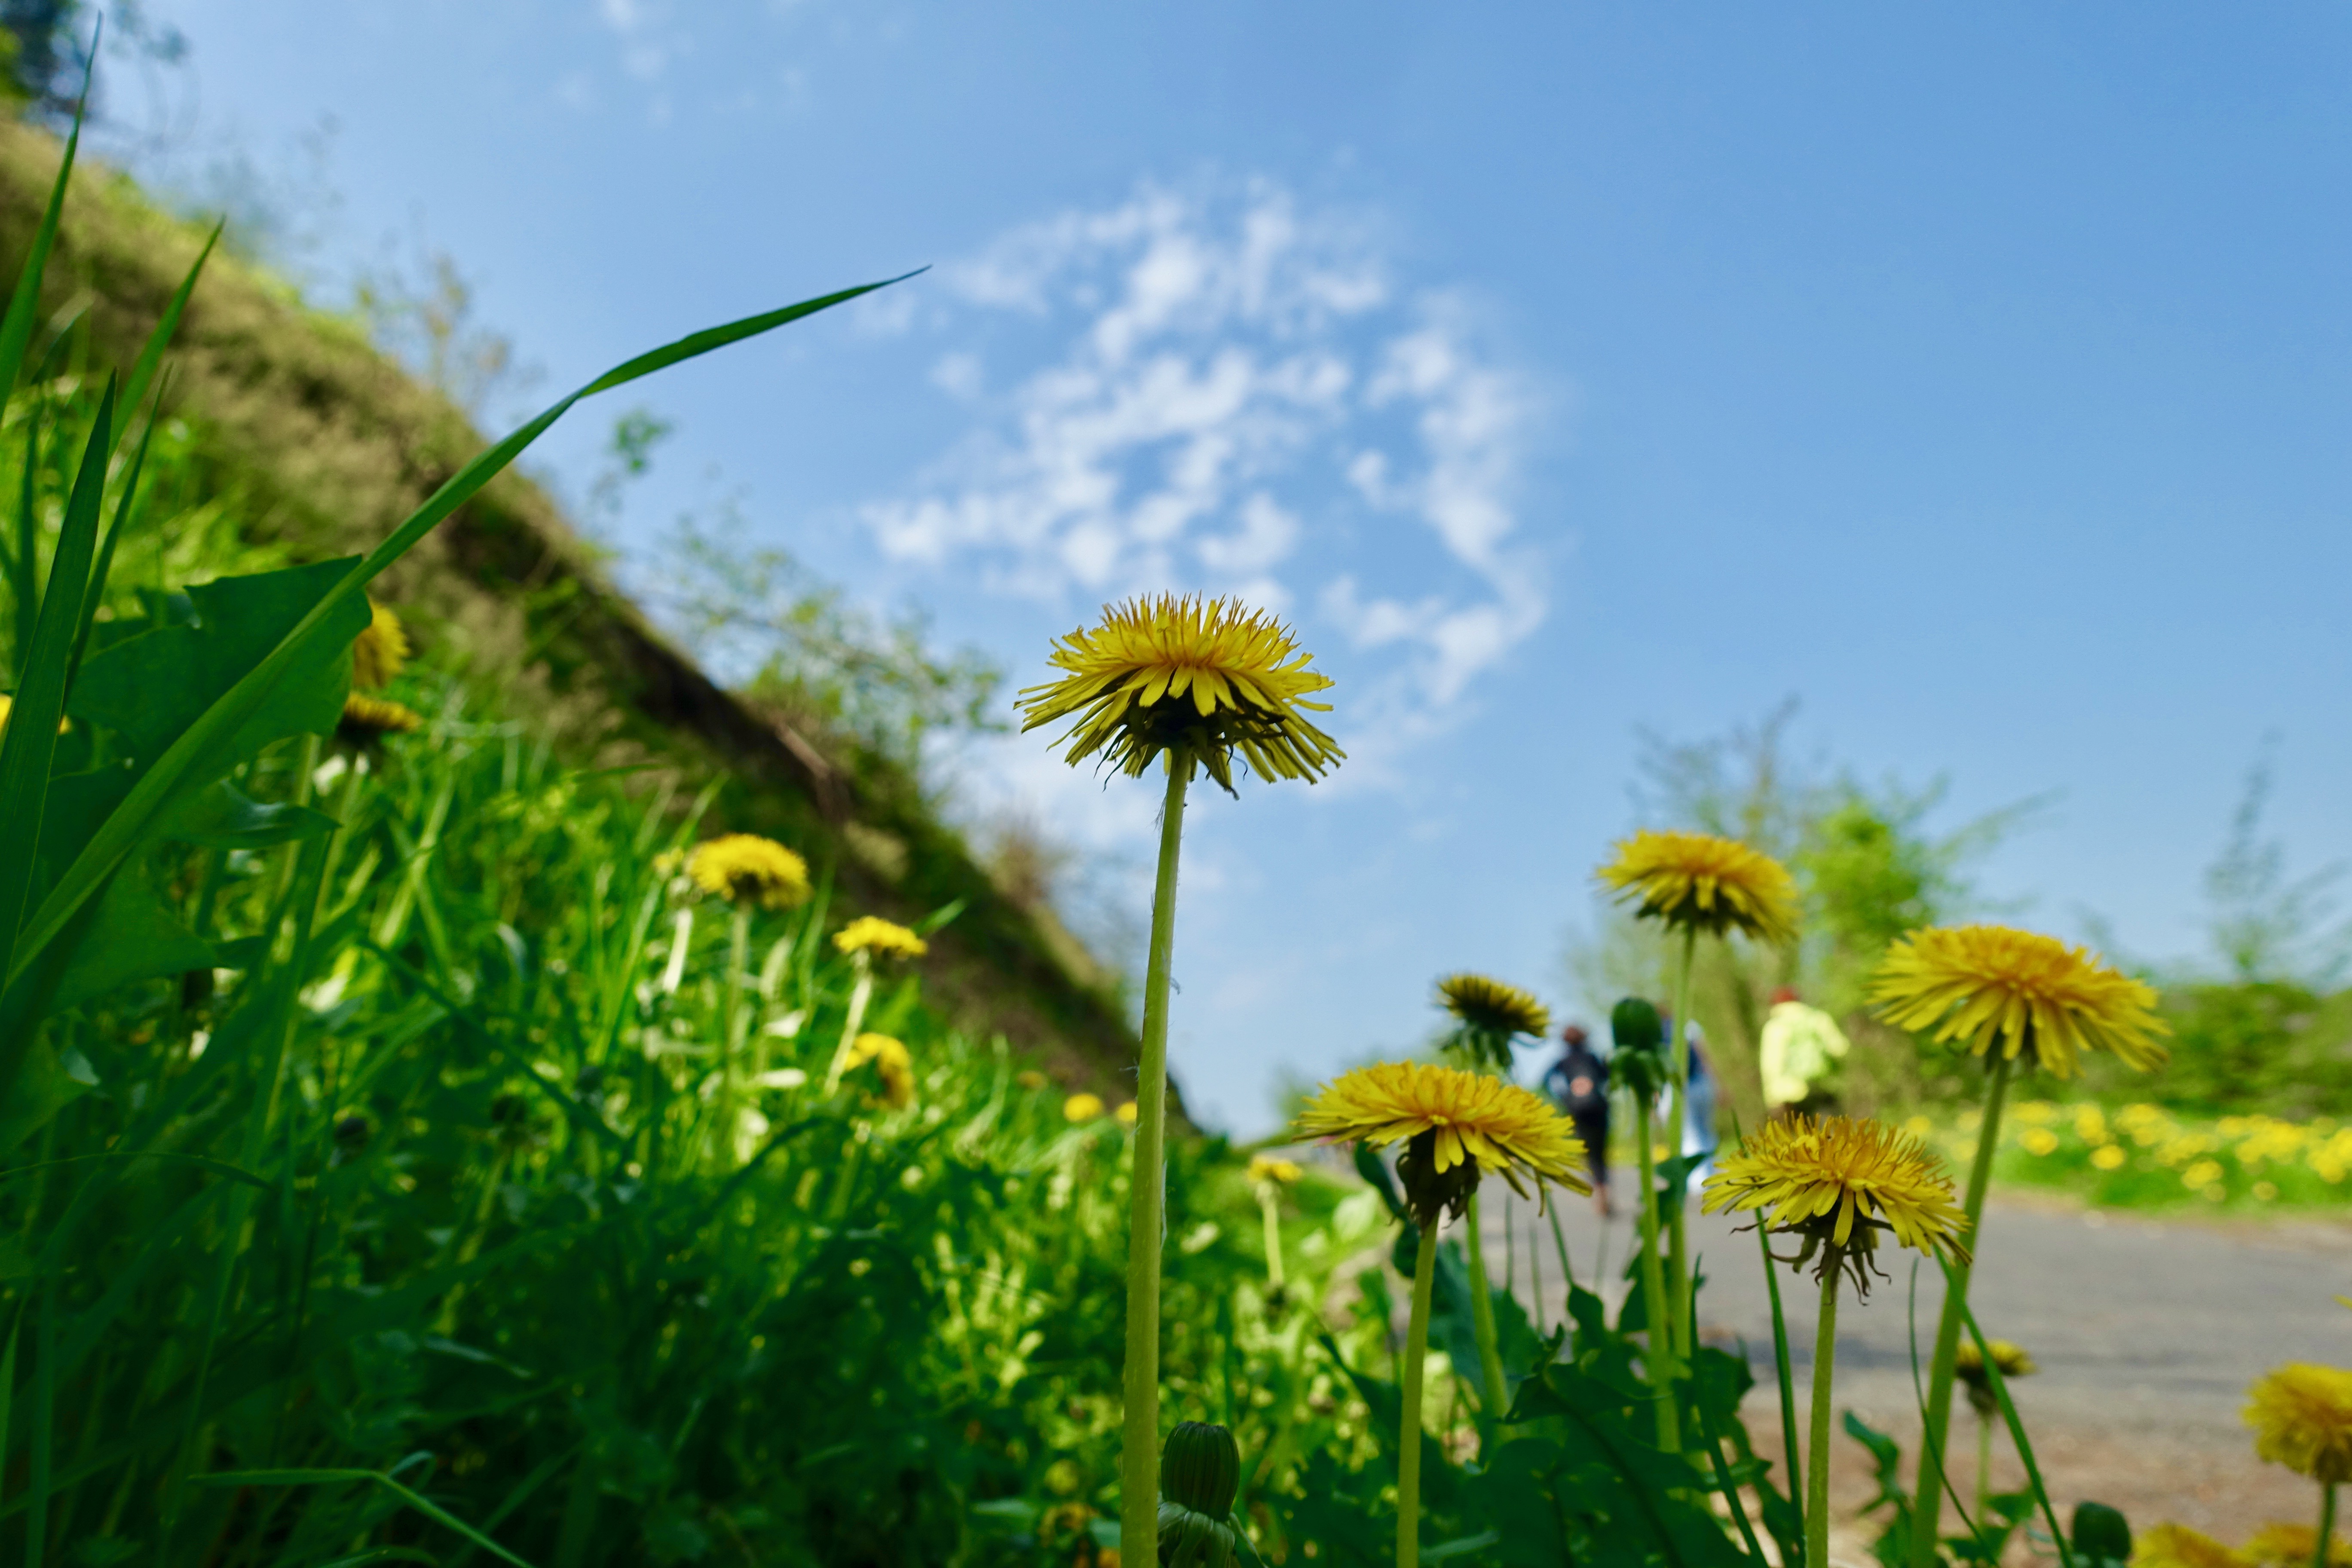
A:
[1485,1189,2352,1552]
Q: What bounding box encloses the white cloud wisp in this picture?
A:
[864,178,1553,766]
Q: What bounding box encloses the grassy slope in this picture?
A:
[0,118,1140,1094]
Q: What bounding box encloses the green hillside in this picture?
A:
[0,118,1139,1094]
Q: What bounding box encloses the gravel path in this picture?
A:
[1483,1189,2352,1547]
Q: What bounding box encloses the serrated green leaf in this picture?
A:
[50,870,212,1012]
[159,778,340,848]
[69,557,364,763]
[0,380,113,978]
[12,273,910,1000]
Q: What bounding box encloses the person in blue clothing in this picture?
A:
[1543,1023,1613,1217]
[1676,1019,1718,1190]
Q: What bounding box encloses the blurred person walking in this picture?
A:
[1544,1023,1613,1217]
[1758,985,1850,1118]
[1680,1021,1718,1188]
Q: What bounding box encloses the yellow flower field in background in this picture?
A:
[1907,1099,2352,1211]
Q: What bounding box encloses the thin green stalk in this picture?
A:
[1119,750,1193,1561]
[1632,1084,1680,1452]
[2314,1483,2337,1568]
[1259,1188,1286,1293]
[1760,1227,1804,1549]
[1504,1201,1517,1294]
[820,950,875,1095]
[1807,1263,1841,1568]
[1908,1054,2012,1568]
[159,741,330,1559]
[1529,1205,1546,1336]
[715,905,751,1159]
[1398,1224,1439,1568]
[1974,1411,1992,1519]
[1547,1203,1577,1294]
[27,1280,52,1565]
[1464,1188,1509,1428]
[1666,926,1698,1366]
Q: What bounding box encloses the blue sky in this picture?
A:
[104,2,2352,1132]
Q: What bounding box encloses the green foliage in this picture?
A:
[1568,704,2037,1122]
[651,509,1007,775]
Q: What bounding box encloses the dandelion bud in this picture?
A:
[1609,997,1669,1101]
[1160,1421,1238,1518]
[1156,1421,1245,1568]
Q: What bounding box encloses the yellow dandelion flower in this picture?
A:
[1596,829,1801,946]
[1115,1100,1138,1127]
[0,695,69,735]
[1064,1093,1106,1123]
[1015,594,1342,794]
[351,598,410,690]
[833,915,928,959]
[2242,1524,2352,1568]
[339,693,423,739]
[2135,1525,2251,1568]
[1869,925,2169,1080]
[1292,1060,1589,1224]
[1955,1337,2037,1417]
[1955,1338,2037,1381]
[686,834,811,911]
[1248,1155,1303,1185]
[844,1032,914,1109]
[2246,1364,2352,1484]
[1435,973,1550,1070]
[1703,1115,1969,1290]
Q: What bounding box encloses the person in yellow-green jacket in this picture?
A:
[1757,985,1850,1118]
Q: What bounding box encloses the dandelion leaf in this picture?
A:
[70,558,367,766]
[0,1033,96,1155]
[51,870,213,1012]
[159,778,341,848]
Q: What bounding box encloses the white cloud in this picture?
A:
[865,176,1554,784]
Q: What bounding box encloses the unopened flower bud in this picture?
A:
[1160,1421,1238,1518]
[1158,1421,1246,1568]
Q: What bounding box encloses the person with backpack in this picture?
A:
[1544,1023,1613,1216]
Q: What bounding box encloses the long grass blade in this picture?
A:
[0,1310,17,1522]
[26,1280,53,1563]
[0,378,112,977]
[67,371,161,685]
[196,1468,538,1568]
[10,405,34,678]
[9,274,916,994]
[1758,1225,1803,1536]
[117,223,217,433]
[0,88,86,402]
[1959,1301,2074,1568]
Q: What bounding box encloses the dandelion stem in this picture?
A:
[1399,1219,1439,1568]
[1259,1185,1286,1293]
[716,905,751,1160]
[1909,1052,2012,1568]
[1666,925,1698,1367]
[1807,1261,1842,1568]
[1632,1082,1681,1452]
[2314,1481,2338,1568]
[1761,1222,1804,1547]
[821,949,875,1095]
[1120,749,1193,1563]
[1464,1188,1509,1433]
[1975,1409,1993,1519]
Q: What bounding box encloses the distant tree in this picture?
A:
[0,0,81,110]
[1564,702,2039,1121]
[2110,753,2352,1116]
